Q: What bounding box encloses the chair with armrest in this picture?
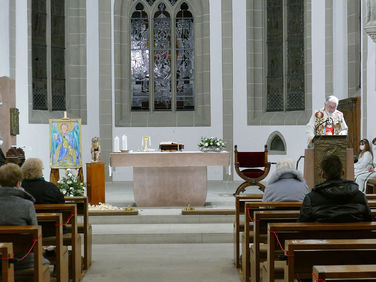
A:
[234,145,272,195]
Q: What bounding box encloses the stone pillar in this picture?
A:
[364,0,376,42]
[0,0,10,77]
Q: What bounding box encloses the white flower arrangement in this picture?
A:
[198,136,226,151]
[57,169,86,196]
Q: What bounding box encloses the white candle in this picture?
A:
[114,136,120,152]
[122,135,128,150]
[148,136,151,147]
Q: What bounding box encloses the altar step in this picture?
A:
[90,211,234,244]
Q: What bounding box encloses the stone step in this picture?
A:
[89,210,235,225]
[92,223,233,244]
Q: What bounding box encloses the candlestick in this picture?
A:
[114,136,120,152]
[122,135,128,150]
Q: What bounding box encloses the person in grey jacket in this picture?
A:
[0,163,38,270]
[262,158,309,202]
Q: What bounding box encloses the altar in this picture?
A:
[110,151,230,206]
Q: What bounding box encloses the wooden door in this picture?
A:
[337,96,361,155]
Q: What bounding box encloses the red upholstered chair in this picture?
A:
[233,145,272,195]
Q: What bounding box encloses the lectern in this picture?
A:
[304,135,354,189]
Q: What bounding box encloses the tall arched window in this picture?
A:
[115,0,209,127]
[130,1,194,112]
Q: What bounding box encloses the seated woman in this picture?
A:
[21,158,65,204]
[356,138,376,193]
[0,163,49,270]
[262,158,309,202]
[354,139,374,193]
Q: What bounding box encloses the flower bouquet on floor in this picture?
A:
[198,136,226,152]
[57,168,86,196]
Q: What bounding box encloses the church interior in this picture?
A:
[2,0,376,281]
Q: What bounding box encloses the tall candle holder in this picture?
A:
[142,136,150,152]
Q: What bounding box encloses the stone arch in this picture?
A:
[267,131,287,155]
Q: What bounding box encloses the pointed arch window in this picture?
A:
[130,1,194,111]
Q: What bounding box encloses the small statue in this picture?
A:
[91,137,101,162]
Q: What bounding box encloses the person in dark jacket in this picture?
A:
[298,154,371,222]
[21,158,65,204]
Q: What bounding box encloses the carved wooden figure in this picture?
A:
[91,137,101,162]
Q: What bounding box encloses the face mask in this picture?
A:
[360,145,365,151]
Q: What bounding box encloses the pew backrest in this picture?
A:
[266,221,376,282]
[0,242,14,282]
[285,239,376,281]
[313,264,376,281]
[0,226,46,282]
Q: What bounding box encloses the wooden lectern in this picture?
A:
[86,162,105,205]
[304,135,354,190]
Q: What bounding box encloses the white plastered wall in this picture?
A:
[232,0,328,182]
[10,0,363,182]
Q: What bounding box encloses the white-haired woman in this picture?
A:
[21,158,65,204]
[262,158,309,202]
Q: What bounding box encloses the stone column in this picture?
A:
[364,0,376,41]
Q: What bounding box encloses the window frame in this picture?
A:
[130,1,195,112]
[114,0,210,127]
[264,0,305,113]
[246,0,312,126]
[28,0,87,124]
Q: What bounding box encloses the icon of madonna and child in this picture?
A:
[49,119,82,168]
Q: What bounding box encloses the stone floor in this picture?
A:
[82,181,261,282]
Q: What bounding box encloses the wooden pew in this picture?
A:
[285,239,376,281]
[249,209,301,282]
[234,194,263,268]
[248,208,376,282]
[0,226,50,282]
[263,221,376,282]
[366,193,376,200]
[241,202,302,282]
[313,264,376,281]
[64,196,92,271]
[34,204,81,282]
[37,213,69,282]
[367,178,376,194]
[0,242,14,282]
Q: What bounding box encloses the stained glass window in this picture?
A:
[131,3,150,111]
[153,3,171,110]
[32,0,66,111]
[266,0,304,112]
[130,1,194,112]
[176,2,194,110]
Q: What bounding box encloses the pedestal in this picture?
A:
[134,166,207,206]
[86,162,105,205]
